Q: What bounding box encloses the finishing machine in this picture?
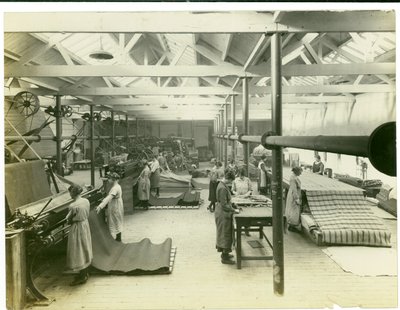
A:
[5,160,105,309]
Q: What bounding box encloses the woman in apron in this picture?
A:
[66,184,92,286]
[285,166,303,232]
[96,172,124,242]
[138,159,151,210]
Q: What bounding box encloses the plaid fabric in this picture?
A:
[306,190,391,247]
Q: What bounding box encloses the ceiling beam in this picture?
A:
[222,34,233,61]
[88,95,354,107]
[94,97,227,106]
[7,62,395,78]
[244,34,271,70]
[374,49,396,62]
[162,45,187,87]
[303,42,323,64]
[320,37,364,64]
[5,87,239,96]
[5,11,395,33]
[249,84,395,94]
[6,83,394,98]
[55,42,74,65]
[124,34,142,53]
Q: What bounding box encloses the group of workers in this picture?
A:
[65,153,167,286]
[211,154,326,265]
[65,150,326,283]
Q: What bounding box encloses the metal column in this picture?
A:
[55,95,63,175]
[220,110,224,163]
[231,95,236,161]
[271,33,284,296]
[111,111,115,156]
[90,105,95,186]
[125,115,129,146]
[216,114,220,161]
[224,103,229,166]
[242,78,250,175]
[136,118,139,138]
[214,118,218,160]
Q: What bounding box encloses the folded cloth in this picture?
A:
[306,190,391,247]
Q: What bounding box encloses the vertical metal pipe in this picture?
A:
[242,78,250,176]
[136,118,139,138]
[111,111,115,156]
[220,110,224,163]
[125,115,129,146]
[214,118,217,160]
[224,104,228,166]
[216,115,220,161]
[90,105,95,187]
[178,121,182,137]
[55,95,63,175]
[231,95,236,161]
[271,33,284,296]
[191,120,195,143]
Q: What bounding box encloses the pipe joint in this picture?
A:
[261,131,276,150]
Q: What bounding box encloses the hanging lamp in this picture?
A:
[89,34,114,60]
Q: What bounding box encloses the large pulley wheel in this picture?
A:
[13,91,40,117]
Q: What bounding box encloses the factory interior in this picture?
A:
[3,7,398,310]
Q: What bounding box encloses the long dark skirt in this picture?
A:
[215,209,233,252]
[208,181,219,202]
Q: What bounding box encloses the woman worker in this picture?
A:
[232,167,252,197]
[285,166,303,233]
[232,167,253,236]
[138,159,151,210]
[207,160,224,212]
[215,168,239,265]
[150,155,161,197]
[96,172,124,242]
[312,154,324,175]
[66,184,92,286]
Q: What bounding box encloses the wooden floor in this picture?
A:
[29,167,398,310]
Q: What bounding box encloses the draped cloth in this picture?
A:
[88,211,172,274]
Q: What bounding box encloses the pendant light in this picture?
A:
[89,34,114,60]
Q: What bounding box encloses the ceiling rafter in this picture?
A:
[6,84,394,98]
[5,11,395,33]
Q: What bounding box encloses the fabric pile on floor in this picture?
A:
[146,190,201,208]
[88,210,173,274]
[159,171,192,188]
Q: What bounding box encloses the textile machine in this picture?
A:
[5,160,105,307]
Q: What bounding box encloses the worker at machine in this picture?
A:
[227,159,238,177]
[215,168,239,265]
[96,172,124,242]
[285,166,303,233]
[66,184,93,286]
[232,167,253,237]
[208,160,224,212]
[258,155,270,195]
[312,154,325,175]
[150,155,161,197]
[158,152,170,172]
[137,159,151,210]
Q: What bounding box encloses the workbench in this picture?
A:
[233,207,273,269]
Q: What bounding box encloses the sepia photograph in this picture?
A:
[2,3,397,310]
